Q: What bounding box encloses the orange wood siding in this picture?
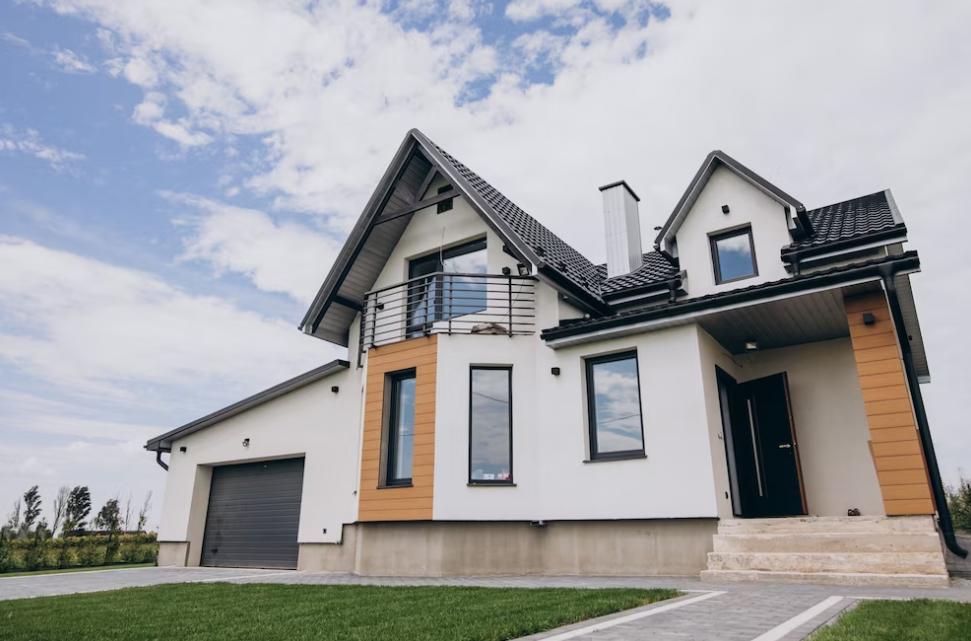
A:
[358,335,437,522]
[845,293,935,516]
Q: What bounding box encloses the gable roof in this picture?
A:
[654,150,809,251]
[300,129,611,346]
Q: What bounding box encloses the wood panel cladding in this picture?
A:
[359,335,437,522]
[845,293,934,516]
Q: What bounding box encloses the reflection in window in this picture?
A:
[407,239,487,334]
[386,371,416,485]
[586,351,645,460]
[470,367,512,483]
[711,228,757,284]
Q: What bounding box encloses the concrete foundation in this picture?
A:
[297,519,718,576]
[157,541,190,567]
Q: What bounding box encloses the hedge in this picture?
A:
[0,533,158,574]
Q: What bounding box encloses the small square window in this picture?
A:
[711,227,757,284]
[437,185,454,213]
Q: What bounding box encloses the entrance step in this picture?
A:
[713,532,943,554]
[700,569,950,588]
[703,516,949,587]
[707,551,947,575]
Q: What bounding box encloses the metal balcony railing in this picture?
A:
[360,272,536,351]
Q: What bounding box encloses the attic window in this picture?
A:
[437,185,454,213]
[710,227,758,284]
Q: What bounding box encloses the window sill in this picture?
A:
[583,452,647,464]
[377,482,413,489]
[467,482,517,487]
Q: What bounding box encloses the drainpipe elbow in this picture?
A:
[155,450,169,472]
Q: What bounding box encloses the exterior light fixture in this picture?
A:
[862,312,875,326]
[501,266,512,275]
[179,446,187,453]
[517,263,530,277]
[744,340,759,352]
[242,438,250,447]
[331,386,339,393]
[721,205,731,214]
[550,367,561,376]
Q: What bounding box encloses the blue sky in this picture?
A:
[1,0,970,529]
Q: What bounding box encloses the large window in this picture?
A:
[710,227,758,284]
[385,370,416,486]
[407,239,487,335]
[585,351,645,460]
[469,366,513,484]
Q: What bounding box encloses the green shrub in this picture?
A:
[0,532,158,574]
[947,475,971,531]
[0,533,11,573]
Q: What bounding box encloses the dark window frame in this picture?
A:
[383,368,417,488]
[710,226,758,285]
[585,350,646,461]
[406,238,487,335]
[468,365,514,485]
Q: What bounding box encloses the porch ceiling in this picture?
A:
[699,288,851,355]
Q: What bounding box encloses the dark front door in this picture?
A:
[717,370,806,518]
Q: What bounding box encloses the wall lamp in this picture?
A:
[862,312,876,326]
[501,266,511,275]
[242,438,250,448]
[331,386,340,393]
[550,367,561,376]
[517,263,530,277]
[744,340,759,352]
[721,205,731,214]
[179,446,187,453]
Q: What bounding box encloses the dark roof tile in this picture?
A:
[790,190,901,249]
[597,252,680,295]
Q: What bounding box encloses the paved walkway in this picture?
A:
[2,568,970,640]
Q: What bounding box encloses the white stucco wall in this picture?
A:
[156,368,362,558]
[676,166,793,298]
[433,310,721,521]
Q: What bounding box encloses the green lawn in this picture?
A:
[0,563,155,578]
[812,599,971,641]
[0,583,679,641]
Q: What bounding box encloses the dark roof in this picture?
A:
[145,359,349,451]
[787,190,903,250]
[542,252,920,342]
[429,139,605,302]
[597,252,680,295]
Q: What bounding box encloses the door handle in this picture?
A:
[778,444,792,449]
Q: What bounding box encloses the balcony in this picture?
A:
[360,272,537,351]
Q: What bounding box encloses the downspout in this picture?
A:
[881,266,967,559]
[155,450,169,472]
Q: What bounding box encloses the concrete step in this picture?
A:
[716,516,935,535]
[700,569,950,588]
[706,551,948,575]
[712,532,943,554]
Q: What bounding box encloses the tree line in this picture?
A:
[2,485,153,541]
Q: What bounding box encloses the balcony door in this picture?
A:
[407,239,487,336]
[717,369,806,518]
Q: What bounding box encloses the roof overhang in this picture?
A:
[145,359,349,452]
[654,150,808,253]
[299,129,608,347]
[542,252,920,348]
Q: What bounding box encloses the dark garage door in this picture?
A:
[200,458,305,569]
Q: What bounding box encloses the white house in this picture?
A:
[147,129,964,586]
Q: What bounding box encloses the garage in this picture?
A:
[200,457,305,569]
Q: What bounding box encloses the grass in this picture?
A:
[811,599,971,641]
[0,563,155,578]
[0,583,679,641]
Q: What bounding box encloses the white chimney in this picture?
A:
[599,180,643,278]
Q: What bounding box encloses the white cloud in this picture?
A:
[0,124,85,170]
[51,46,96,73]
[167,193,340,304]
[0,236,337,397]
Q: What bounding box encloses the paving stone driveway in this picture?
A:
[2,568,970,640]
